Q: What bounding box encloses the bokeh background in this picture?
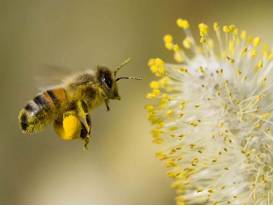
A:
[0,0,272,204]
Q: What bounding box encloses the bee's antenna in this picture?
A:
[114,58,131,78]
[116,76,142,81]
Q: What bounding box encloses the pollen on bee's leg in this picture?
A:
[54,112,81,140]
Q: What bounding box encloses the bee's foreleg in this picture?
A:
[104,99,110,111]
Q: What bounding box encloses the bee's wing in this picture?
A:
[35,64,85,90]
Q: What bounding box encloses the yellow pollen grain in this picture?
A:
[176,18,189,29]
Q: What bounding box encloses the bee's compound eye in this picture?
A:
[104,75,113,88]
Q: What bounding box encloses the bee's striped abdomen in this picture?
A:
[19,88,67,134]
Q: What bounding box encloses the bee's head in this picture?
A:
[96,59,141,100]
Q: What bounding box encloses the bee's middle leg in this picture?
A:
[76,100,92,149]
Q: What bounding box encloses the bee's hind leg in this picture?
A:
[76,100,92,150]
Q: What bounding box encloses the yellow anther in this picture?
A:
[198,23,209,36]
[256,60,263,70]
[144,104,155,113]
[174,51,184,62]
[167,109,174,118]
[155,151,168,160]
[233,28,238,35]
[167,172,177,178]
[180,67,188,73]
[150,81,160,89]
[182,37,192,49]
[260,113,271,120]
[172,44,180,52]
[213,22,219,31]
[159,76,169,87]
[163,34,174,50]
[229,24,236,32]
[241,47,248,55]
[191,158,199,166]
[240,30,247,40]
[153,137,164,144]
[180,101,186,109]
[176,18,189,29]
[148,58,166,77]
[165,159,177,168]
[151,128,162,138]
[250,48,257,57]
[152,89,161,95]
[226,56,235,63]
[198,66,205,74]
[223,25,230,33]
[165,42,173,50]
[267,52,273,60]
[159,97,169,108]
[169,126,178,131]
[190,120,199,127]
[163,34,173,43]
[253,37,260,47]
[146,89,161,99]
[200,37,206,43]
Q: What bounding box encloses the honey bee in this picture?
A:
[18,59,141,149]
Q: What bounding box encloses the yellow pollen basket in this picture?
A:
[54,113,81,140]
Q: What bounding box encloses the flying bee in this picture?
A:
[18,59,141,149]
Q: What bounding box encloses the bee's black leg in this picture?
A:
[81,114,92,150]
[76,100,92,150]
[105,99,110,111]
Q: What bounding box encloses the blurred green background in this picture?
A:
[0,0,272,204]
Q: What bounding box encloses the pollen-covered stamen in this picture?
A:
[146,19,272,205]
